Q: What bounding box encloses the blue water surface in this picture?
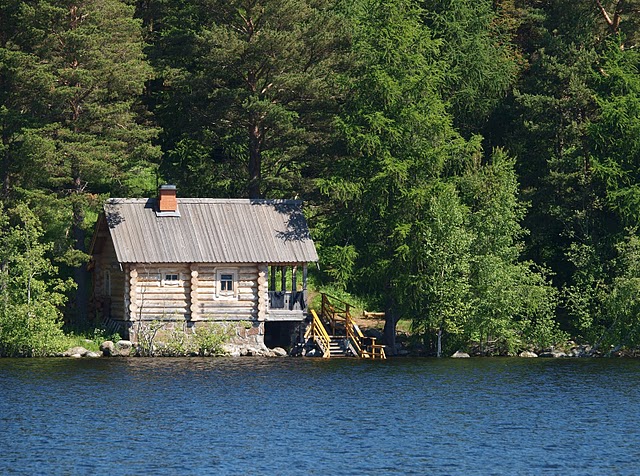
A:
[1,357,639,475]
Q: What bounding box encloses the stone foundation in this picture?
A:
[126,318,265,347]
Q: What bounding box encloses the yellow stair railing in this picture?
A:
[318,293,387,360]
[304,309,331,358]
[346,312,387,359]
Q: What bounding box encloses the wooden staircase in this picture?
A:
[304,293,386,359]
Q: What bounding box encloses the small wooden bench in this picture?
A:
[362,311,385,319]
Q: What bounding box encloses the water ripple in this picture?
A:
[1,357,640,475]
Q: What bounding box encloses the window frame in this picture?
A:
[162,272,181,287]
[216,268,238,299]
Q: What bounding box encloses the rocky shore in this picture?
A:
[58,340,290,358]
[58,337,640,359]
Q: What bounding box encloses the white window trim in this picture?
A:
[162,271,182,287]
[215,268,238,299]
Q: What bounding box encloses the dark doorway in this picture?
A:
[264,321,298,349]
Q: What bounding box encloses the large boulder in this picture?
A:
[519,351,538,358]
[115,340,133,356]
[100,341,116,356]
[451,351,470,358]
[100,340,133,357]
[271,347,288,357]
[63,346,89,357]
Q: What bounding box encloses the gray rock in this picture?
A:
[451,351,470,358]
[519,351,538,358]
[63,346,89,357]
[85,351,102,358]
[271,347,288,357]
[100,341,115,356]
[115,340,132,356]
[289,345,303,357]
[305,348,320,357]
[570,345,593,357]
[116,340,132,349]
[70,353,83,358]
[222,343,242,357]
[539,350,567,358]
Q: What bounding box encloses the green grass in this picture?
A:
[61,328,122,353]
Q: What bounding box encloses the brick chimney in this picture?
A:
[158,184,177,212]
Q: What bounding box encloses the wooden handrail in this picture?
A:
[315,293,387,360]
[305,309,331,358]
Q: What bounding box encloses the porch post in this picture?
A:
[291,266,297,310]
[292,265,297,292]
[270,265,276,292]
[303,264,308,309]
[281,266,287,292]
[303,265,307,289]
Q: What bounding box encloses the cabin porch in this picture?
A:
[265,264,308,321]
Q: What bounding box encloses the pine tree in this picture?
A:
[149,0,348,199]
[5,0,159,324]
[318,0,477,353]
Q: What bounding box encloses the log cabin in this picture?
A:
[88,185,318,348]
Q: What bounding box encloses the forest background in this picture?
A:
[2,0,640,356]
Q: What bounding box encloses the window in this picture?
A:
[220,274,234,292]
[162,273,180,286]
[216,269,237,298]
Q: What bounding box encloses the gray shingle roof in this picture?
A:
[103,198,318,264]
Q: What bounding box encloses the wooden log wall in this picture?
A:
[128,263,261,323]
[95,239,125,321]
[193,264,259,321]
[133,264,192,320]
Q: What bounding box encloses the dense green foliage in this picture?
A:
[2,0,640,355]
[0,204,74,356]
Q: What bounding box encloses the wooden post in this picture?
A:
[270,265,276,292]
[292,265,297,291]
[281,266,287,292]
[291,265,297,310]
[257,264,268,321]
[124,264,130,320]
[128,267,138,340]
[302,264,308,310]
[302,264,308,291]
[190,264,199,321]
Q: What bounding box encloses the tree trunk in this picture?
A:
[248,121,262,199]
[71,176,88,326]
[383,291,398,355]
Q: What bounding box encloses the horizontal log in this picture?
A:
[195,300,255,308]
[132,315,191,321]
[135,306,190,314]
[194,311,258,320]
[198,270,258,282]
[136,282,191,289]
[135,290,191,299]
[135,300,190,308]
[363,311,386,318]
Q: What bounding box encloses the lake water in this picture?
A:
[1,357,639,475]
